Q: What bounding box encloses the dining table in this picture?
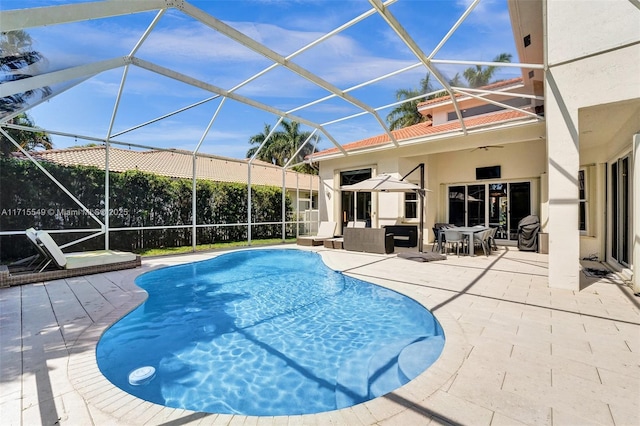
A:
[438,226,490,256]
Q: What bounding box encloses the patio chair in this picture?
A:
[472,228,492,256]
[296,221,337,246]
[432,223,452,252]
[487,226,499,251]
[442,229,465,257]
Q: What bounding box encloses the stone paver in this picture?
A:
[1,245,638,425]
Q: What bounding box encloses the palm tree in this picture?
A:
[0,112,52,156]
[448,73,465,87]
[246,120,319,174]
[246,123,273,161]
[1,30,52,115]
[462,53,512,88]
[386,73,436,130]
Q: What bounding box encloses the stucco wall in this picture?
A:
[546,0,639,66]
[431,140,546,184]
[545,0,640,289]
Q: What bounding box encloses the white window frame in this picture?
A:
[404,191,419,220]
[578,168,588,235]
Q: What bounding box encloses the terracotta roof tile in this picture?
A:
[313,109,532,158]
[15,146,318,190]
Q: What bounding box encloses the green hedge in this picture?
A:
[0,157,293,261]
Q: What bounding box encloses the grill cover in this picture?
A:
[517,215,540,252]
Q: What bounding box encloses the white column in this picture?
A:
[633,134,640,295]
[545,71,581,290]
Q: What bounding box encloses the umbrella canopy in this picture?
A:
[341,171,431,252]
[341,174,429,193]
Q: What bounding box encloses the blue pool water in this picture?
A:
[96,249,444,416]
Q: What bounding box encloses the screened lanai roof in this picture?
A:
[0,0,544,164]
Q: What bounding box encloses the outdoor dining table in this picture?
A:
[438,226,490,256]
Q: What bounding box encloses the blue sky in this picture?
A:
[2,0,519,160]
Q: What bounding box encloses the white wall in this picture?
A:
[545,0,640,289]
[432,140,546,184]
[546,0,639,66]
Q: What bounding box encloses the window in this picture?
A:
[448,186,466,226]
[446,98,530,121]
[405,192,418,219]
[611,157,630,266]
[340,168,372,228]
[578,169,586,232]
[448,181,532,240]
[467,185,485,226]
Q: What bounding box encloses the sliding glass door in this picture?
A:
[509,182,532,240]
[448,181,532,241]
[488,184,508,239]
[340,169,372,229]
[611,156,630,267]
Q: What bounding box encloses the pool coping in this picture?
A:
[66,249,469,425]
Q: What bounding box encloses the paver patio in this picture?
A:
[1,245,638,425]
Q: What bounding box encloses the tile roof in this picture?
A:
[417,77,524,109]
[312,108,535,158]
[16,146,318,191]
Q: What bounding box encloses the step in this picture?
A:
[367,336,422,398]
[397,335,445,383]
[335,336,417,409]
[335,345,373,408]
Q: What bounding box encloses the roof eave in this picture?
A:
[312,117,544,162]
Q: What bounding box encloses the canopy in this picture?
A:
[340,166,429,252]
[341,174,429,193]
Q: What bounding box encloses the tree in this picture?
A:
[0,112,52,156]
[386,53,513,130]
[462,53,512,88]
[246,120,319,174]
[1,30,52,115]
[386,73,436,130]
[448,73,465,87]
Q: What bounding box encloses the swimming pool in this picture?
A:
[96,249,444,416]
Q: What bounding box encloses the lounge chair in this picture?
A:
[296,221,337,246]
[0,231,141,287]
[36,230,138,269]
[346,221,366,228]
[8,228,51,272]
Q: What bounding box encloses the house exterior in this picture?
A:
[311,0,640,292]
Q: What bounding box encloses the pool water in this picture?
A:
[96,249,444,416]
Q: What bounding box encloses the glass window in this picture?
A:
[340,169,372,228]
[611,157,630,265]
[405,192,418,219]
[509,182,531,240]
[467,185,485,226]
[448,186,465,226]
[578,169,586,232]
[489,183,508,239]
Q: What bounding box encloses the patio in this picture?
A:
[1,245,638,425]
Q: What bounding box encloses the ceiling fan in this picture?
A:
[471,145,504,152]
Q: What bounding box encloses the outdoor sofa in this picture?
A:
[343,227,394,254]
[383,224,418,247]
